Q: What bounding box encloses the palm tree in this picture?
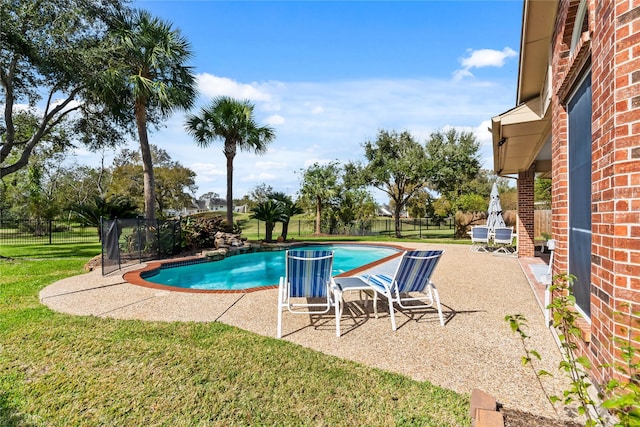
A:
[250,200,284,243]
[186,96,275,227]
[185,96,275,228]
[270,192,303,241]
[105,9,196,220]
[71,195,139,241]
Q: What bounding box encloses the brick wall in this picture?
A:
[550,0,640,386]
[551,0,571,278]
[607,0,640,378]
[590,0,616,384]
[517,165,536,257]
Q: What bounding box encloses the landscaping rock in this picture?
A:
[214,231,246,249]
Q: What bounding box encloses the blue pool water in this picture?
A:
[145,245,399,291]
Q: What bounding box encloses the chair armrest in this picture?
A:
[363,274,394,294]
[329,277,341,294]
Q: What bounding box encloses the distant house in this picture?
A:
[377,205,409,218]
[491,0,639,389]
[377,205,393,217]
[170,194,247,216]
[199,195,226,211]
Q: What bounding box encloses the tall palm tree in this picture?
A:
[270,192,303,241]
[185,96,275,227]
[105,9,196,220]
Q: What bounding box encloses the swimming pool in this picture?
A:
[140,244,400,291]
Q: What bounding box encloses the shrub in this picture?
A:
[181,216,226,250]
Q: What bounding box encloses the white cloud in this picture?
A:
[190,162,225,179]
[265,114,285,125]
[68,66,514,202]
[461,47,517,69]
[452,69,474,81]
[454,47,517,81]
[474,120,493,147]
[184,73,514,199]
[254,160,286,170]
[197,73,272,101]
[240,172,277,182]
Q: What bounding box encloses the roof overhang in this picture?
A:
[491,96,551,175]
[517,0,558,104]
[491,0,557,177]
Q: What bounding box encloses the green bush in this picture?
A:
[180,215,227,250]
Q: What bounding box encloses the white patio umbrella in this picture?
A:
[486,182,506,235]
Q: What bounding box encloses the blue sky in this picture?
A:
[77,0,524,202]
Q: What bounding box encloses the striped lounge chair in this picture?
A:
[362,250,445,331]
[277,250,341,338]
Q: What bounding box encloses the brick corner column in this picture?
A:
[517,165,536,257]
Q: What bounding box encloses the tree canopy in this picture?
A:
[110,145,197,217]
[102,8,197,220]
[350,130,430,237]
[299,162,341,235]
[1,0,128,178]
[424,128,481,200]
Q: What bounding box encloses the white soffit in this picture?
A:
[491,97,551,175]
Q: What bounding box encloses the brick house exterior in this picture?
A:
[492,0,640,388]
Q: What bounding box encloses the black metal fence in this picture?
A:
[0,219,99,244]
[101,217,181,275]
[249,217,455,240]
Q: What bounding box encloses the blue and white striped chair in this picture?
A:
[277,250,341,338]
[362,250,445,331]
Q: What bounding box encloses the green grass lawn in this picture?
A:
[0,243,470,426]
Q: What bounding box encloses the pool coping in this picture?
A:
[123,242,409,294]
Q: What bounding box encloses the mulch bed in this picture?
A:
[502,409,583,427]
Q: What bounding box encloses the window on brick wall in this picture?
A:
[567,71,592,318]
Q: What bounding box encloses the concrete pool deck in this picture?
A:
[39,242,579,423]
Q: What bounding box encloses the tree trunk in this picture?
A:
[224,142,236,229]
[394,199,402,238]
[135,102,155,220]
[265,221,274,242]
[281,221,289,240]
[315,195,322,234]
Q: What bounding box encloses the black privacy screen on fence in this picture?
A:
[101,218,181,276]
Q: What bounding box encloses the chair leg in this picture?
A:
[334,291,342,337]
[387,294,397,331]
[277,305,283,338]
[431,285,444,326]
[277,278,284,338]
[373,293,379,318]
